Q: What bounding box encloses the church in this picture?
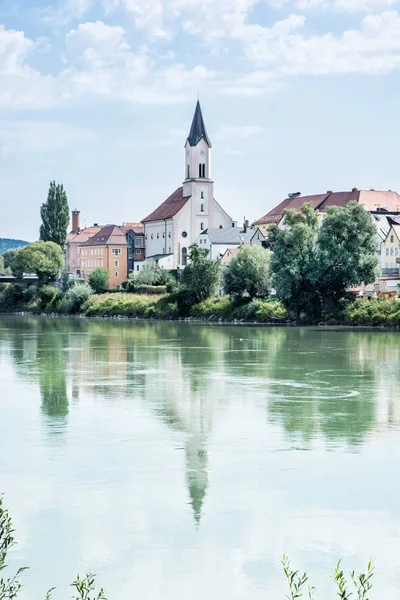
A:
[142,101,233,269]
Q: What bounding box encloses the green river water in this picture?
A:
[0,315,400,599]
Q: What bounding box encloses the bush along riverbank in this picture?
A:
[2,281,400,326]
[0,495,376,599]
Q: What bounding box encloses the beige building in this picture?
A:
[79,225,130,290]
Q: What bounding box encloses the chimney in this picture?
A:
[72,209,80,233]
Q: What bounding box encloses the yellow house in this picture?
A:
[382,224,400,275]
[79,225,129,289]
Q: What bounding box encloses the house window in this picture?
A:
[146,234,148,240]
[396,248,399,256]
[157,233,159,238]
[163,232,165,238]
[112,248,121,256]
[151,234,153,239]
[201,191,204,199]
[136,265,139,271]
[115,272,118,278]
[201,203,204,212]
[200,239,202,244]
[386,248,389,255]
[182,247,188,266]
[135,249,141,254]
[116,285,121,290]
[114,260,119,267]
[168,232,171,238]
[391,235,394,243]
[391,248,394,256]
[135,238,144,247]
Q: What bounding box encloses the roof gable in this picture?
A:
[142,187,191,222]
[81,225,128,247]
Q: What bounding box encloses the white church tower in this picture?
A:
[142,100,232,269]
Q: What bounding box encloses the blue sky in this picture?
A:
[2,0,400,240]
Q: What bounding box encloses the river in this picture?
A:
[0,315,399,599]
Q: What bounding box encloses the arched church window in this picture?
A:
[202,164,205,178]
[200,203,204,212]
[199,164,202,178]
[200,222,204,230]
[201,192,204,199]
[187,165,190,178]
[157,233,159,239]
[182,247,187,266]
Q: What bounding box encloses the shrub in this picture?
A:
[88,268,110,293]
[64,283,93,313]
[224,245,271,299]
[190,296,232,319]
[134,285,167,295]
[342,297,400,326]
[37,285,59,311]
[0,284,24,311]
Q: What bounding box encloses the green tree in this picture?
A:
[269,201,379,319]
[11,241,64,284]
[88,267,110,293]
[269,203,320,318]
[2,248,17,270]
[0,255,4,273]
[223,245,271,299]
[135,260,173,286]
[180,245,220,305]
[40,181,69,248]
[317,201,379,313]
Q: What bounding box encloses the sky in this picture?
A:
[2,0,400,240]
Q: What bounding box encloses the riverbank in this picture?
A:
[1,283,400,326]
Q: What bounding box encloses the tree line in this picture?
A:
[1,179,380,321]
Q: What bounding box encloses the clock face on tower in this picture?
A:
[200,149,206,156]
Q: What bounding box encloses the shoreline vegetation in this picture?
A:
[0,496,375,599]
[1,288,400,327]
[1,201,400,327]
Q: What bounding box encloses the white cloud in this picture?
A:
[43,0,95,24]
[295,0,399,11]
[216,125,263,141]
[240,10,400,75]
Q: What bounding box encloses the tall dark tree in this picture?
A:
[40,181,69,249]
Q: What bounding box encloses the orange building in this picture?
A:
[79,225,131,289]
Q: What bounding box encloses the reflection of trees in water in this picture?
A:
[4,316,400,516]
[266,329,400,446]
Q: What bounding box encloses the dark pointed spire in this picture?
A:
[187,100,212,148]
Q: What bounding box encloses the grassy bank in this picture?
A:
[1,282,400,326]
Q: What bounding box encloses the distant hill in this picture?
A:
[0,238,30,254]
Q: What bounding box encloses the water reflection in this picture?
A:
[1,316,400,599]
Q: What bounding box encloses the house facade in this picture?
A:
[195,225,254,261]
[142,100,232,269]
[79,225,133,289]
[381,224,400,275]
[65,210,102,278]
[122,222,145,273]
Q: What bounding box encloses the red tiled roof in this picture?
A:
[142,187,191,222]
[67,226,102,244]
[80,225,128,247]
[253,189,400,226]
[122,222,144,234]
